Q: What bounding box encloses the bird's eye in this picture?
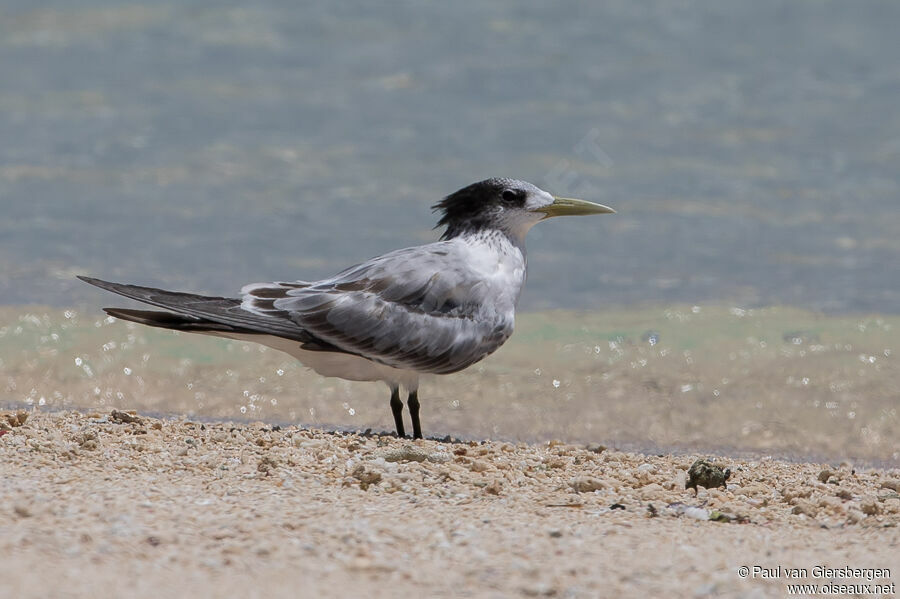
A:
[501,189,519,204]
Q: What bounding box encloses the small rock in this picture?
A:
[782,486,812,502]
[548,529,563,538]
[570,477,605,493]
[110,410,142,425]
[846,509,865,524]
[546,457,568,469]
[817,469,833,483]
[520,583,558,597]
[427,451,452,464]
[78,431,98,450]
[818,496,843,512]
[381,446,430,463]
[2,411,28,428]
[485,480,502,495]
[639,483,666,501]
[666,502,695,518]
[13,504,31,518]
[791,501,818,518]
[708,510,734,523]
[352,465,382,490]
[469,460,490,473]
[686,459,731,490]
[860,497,881,516]
[670,470,688,490]
[881,479,900,492]
[683,506,709,520]
[257,456,278,476]
[585,443,606,454]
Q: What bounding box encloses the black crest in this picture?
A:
[432,178,529,239]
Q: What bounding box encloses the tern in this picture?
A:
[79,178,614,439]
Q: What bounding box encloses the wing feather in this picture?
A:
[245,243,515,374]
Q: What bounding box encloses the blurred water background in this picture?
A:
[2,0,899,311]
[1,1,898,460]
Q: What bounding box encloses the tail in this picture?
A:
[101,307,237,333]
[77,276,308,341]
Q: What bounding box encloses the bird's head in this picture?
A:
[433,178,615,242]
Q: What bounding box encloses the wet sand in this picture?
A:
[2,305,897,463]
[2,410,898,598]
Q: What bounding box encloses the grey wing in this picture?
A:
[241,244,514,374]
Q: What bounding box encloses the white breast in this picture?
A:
[453,231,527,319]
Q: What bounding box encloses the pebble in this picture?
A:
[881,479,900,492]
[639,483,666,501]
[110,409,142,425]
[791,501,818,518]
[4,411,29,427]
[683,506,709,520]
[859,497,881,516]
[585,443,606,454]
[686,459,731,490]
[570,477,605,493]
[469,460,490,473]
[380,446,430,463]
[352,465,382,490]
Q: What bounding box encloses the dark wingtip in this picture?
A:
[77,275,104,286]
[77,275,123,293]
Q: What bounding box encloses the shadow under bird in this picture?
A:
[79,178,614,439]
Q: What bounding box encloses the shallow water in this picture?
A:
[1,1,900,312]
[3,305,897,464]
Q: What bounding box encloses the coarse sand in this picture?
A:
[2,410,898,598]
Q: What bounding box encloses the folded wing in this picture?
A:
[242,243,513,374]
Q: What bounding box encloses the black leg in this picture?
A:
[389,386,405,438]
[407,390,422,440]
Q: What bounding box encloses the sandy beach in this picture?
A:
[2,409,898,598]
